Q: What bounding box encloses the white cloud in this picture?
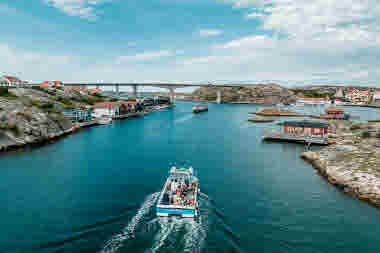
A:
[117,50,173,63]
[44,0,111,20]
[0,44,79,82]
[199,29,223,37]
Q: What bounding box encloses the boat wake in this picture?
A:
[174,114,194,124]
[100,191,243,253]
[145,194,209,253]
[101,192,160,253]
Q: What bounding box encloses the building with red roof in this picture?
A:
[92,101,138,118]
[40,81,64,88]
[0,75,28,87]
[88,88,102,95]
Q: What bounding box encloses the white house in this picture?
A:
[0,75,27,87]
[93,102,121,118]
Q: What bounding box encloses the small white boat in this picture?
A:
[157,167,199,218]
[97,117,112,125]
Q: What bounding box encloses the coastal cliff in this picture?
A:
[0,87,104,152]
[192,84,297,104]
[301,120,380,208]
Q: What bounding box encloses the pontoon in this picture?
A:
[157,167,199,218]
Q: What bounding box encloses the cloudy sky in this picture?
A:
[1,0,380,87]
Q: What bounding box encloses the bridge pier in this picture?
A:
[132,85,138,98]
[115,84,120,97]
[216,89,222,104]
[169,88,176,104]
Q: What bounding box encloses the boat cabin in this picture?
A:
[157,167,198,218]
[283,121,329,137]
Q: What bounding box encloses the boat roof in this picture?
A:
[169,167,194,179]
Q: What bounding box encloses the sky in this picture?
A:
[1,0,380,89]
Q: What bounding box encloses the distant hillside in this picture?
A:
[192,84,297,104]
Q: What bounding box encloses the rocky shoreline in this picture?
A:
[301,120,380,208]
[0,87,104,154]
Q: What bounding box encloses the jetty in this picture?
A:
[112,112,143,120]
[251,107,304,117]
[248,117,274,123]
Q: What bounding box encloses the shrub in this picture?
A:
[0,87,17,99]
[362,131,371,138]
[350,124,362,130]
[16,112,33,121]
[0,123,20,136]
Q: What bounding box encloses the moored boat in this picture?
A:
[157,167,199,218]
[193,104,208,113]
[97,116,112,125]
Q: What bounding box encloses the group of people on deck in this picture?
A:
[165,179,196,207]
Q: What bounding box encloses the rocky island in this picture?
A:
[192,84,297,104]
[301,120,380,208]
[0,86,105,152]
[250,107,304,117]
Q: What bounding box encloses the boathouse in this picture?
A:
[283,121,328,137]
[62,108,92,122]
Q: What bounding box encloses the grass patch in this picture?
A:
[0,123,20,136]
[350,124,362,130]
[16,112,33,121]
[362,131,371,138]
[0,87,18,100]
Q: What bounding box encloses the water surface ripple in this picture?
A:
[0,102,379,252]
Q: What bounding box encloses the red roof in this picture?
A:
[3,76,21,83]
[93,102,118,109]
[88,88,101,93]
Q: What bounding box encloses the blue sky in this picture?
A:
[1,0,380,89]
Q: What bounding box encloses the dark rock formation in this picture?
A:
[0,87,104,152]
[192,84,297,104]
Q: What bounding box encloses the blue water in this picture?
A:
[1,102,380,253]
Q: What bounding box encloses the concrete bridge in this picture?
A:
[30,82,241,104]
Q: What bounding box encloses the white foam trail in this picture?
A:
[101,192,160,253]
[175,114,194,124]
[182,219,206,253]
[147,218,178,253]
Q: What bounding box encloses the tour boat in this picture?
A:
[192,105,208,113]
[97,116,112,125]
[157,167,199,218]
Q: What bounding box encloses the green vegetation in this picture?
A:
[92,93,103,98]
[47,113,66,124]
[16,112,33,121]
[57,96,75,108]
[0,87,17,100]
[290,88,333,98]
[0,123,20,136]
[29,99,60,113]
[362,131,371,138]
[31,86,45,92]
[350,124,362,130]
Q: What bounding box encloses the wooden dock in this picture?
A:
[112,112,143,120]
[263,131,329,145]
